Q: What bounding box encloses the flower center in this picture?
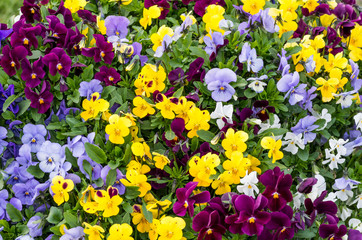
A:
[183,201,188,208]
[48,157,53,163]
[30,8,35,14]
[281,227,286,233]
[53,33,59,38]
[10,61,15,67]
[248,185,253,189]
[273,192,279,199]
[25,192,29,195]
[39,98,44,104]
[219,86,225,91]
[31,138,36,143]
[14,176,18,180]
[248,217,255,223]
[109,76,114,81]
[23,38,29,45]
[101,51,105,58]
[207,229,213,235]
[31,73,37,79]
[57,63,63,70]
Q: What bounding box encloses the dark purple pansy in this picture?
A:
[168,68,186,85]
[82,34,114,64]
[348,229,362,240]
[64,27,84,56]
[48,0,75,28]
[94,66,121,86]
[77,10,97,24]
[253,100,275,121]
[304,190,338,226]
[24,81,54,114]
[21,58,45,88]
[233,194,271,236]
[44,15,68,47]
[298,177,317,194]
[319,224,347,240]
[293,19,309,38]
[260,167,293,212]
[43,47,72,77]
[0,45,28,76]
[186,57,205,82]
[10,24,41,55]
[173,182,210,217]
[193,210,227,240]
[21,0,40,23]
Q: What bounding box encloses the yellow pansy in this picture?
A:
[153,152,170,170]
[185,107,210,138]
[203,5,225,34]
[221,128,249,158]
[140,6,161,29]
[222,151,250,184]
[242,0,265,15]
[150,26,174,51]
[132,96,155,118]
[121,170,151,197]
[64,0,87,13]
[80,92,109,121]
[261,136,283,163]
[94,187,123,218]
[211,172,233,195]
[155,94,177,119]
[105,114,132,144]
[83,223,105,240]
[108,223,134,240]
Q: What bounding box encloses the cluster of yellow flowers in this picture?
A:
[202,5,225,34]
[83,222,134,240]
[188,129,262,195]
[134,64,166,97]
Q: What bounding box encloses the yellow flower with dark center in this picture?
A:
[51,175,74,206]
[94,187,123,218]
[80,92,109,121]
[155,94,177,119]
[174,97,195,122]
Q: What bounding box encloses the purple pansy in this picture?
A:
[104,16,130,38]
[291,116,318,144]
[154,34,173,58]
[0,127,8,155]
[239,42,263,73]
[204,32,224,57]
[77,10,97,24]
[79,79,103,100]
[94,66,121,86]
[0,190,8,219]
[349,59,362,91]
[100,166,126,195]
[82,34,114,64]
[21,124,47,153]
[0,45,27,76]
[186,57,205,82]
[192,210,227,240]
[319,224,347,240]
[24,81,54,114]
[36,141,65,173]
[13,179,39,205]
[42,47,72,77]
[21,58,45,88]
[77,156,102,180]
[60,226,85,240]
[0,27,12,48]
[27,216,43,237]
[205,68,237,102]
[0,84,19,114]
[173,182,210,217]
[277,71,306,105]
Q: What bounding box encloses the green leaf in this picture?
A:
[122,202,134,214]
[297,147,309,161]
[197,130,214,142]
[261,128,288,136]
[315,119,326,130]
[294,229,316,238]
[82,159,93,181]
[124,186,141,200]
[2,94,18,112]
[64,211,78,228]
[244,88,257,98]
[142,202,153,223]
[122,144,132,165]
[165,130,176,141]
[27,165,45,179]
[84,142,107,164]
[81,64,94,81]
[106,169,117,186]
[47,207,63,224]
[6,203,23,222]
[173,86,184,98]
[17,99,31,116]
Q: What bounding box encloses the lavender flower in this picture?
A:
[261,9,278,33]
[291,116,318,144]
[277,71,306,105]
[349,59,362,91]
[154,34,173,58]
[66,132,95,158]
[79,79,103,100]
[0,190,8,219]
[100,166,126,195]
[104,16,130,38]
[0,127,7,155]
[0,28,13,48]
[36,141,65,173]
[13,179,39,205]
[0,84,19,114]
[204,32,224,57]
[277,49,291,72]
[60,226,85,240]
[205,68,237,102]
[21,124,47,153]
[239,42,263,72]
[27,216,43,237]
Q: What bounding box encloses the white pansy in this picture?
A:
[352,194,362,209]
[237,171,259,198]
[258,115,282,139]
[329,138,348,156]
[354,113,362,131]
[283,132,305,154]
[210,102,233,129]
[349,218,362,232]
[312,108,332,130]
[324,192,337,202]
[293,192,305,209]
[322,149,345,170]
[340,206,352,221]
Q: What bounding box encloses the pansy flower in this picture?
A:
[24,81,54,114]
[0,45,27,76]
[82,34,114,64]
[21,58,45,88]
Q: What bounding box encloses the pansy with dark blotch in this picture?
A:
[260,206,295,240]
[319,224,347,240]
[193,209,227,240]
[24,80,54,114]
[0,45,27,76]
[252,100,275,122]
[145,0,170,19]
[82,34,114,64]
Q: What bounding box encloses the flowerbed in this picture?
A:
[0,0,361,239]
